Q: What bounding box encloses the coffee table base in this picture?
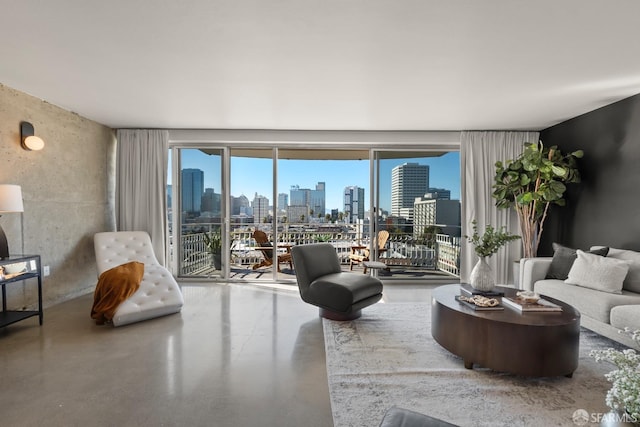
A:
[431,285,580,377]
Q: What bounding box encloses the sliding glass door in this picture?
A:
[371,150,461,280]
[277,149,370,273]
[228,148,278,281]
[170,147,225,278]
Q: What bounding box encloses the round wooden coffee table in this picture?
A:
[431,284,580,377]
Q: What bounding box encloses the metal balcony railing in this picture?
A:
[175,225,461,278]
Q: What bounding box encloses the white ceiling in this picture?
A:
[1,0,640,131]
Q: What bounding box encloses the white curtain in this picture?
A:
[116,129,169,265]
[460,131,539,285]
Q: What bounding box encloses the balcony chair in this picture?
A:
[92,231,184,327]
[252,230,293,272]
[349,230,390,274]
[291,243,383,320]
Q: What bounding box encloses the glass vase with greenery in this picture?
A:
[465,220,520,291]
[465,220,521,258]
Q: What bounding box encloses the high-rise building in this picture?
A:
[425,187,451,200]
[181,168,204,214]
[391,163,429,219]
[201,188,221,216]
[289,182,326,217]
[413,197,461,238]
[277,193,288,211]
[252,193,269,224]
[289,185,306,206]
[310,182,326,217]
[344,186,365,223]
[231,194,251,216]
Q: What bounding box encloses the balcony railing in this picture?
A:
[176,226,461,278]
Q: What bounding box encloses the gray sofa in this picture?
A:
[520,246,640,350]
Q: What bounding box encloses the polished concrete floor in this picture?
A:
[0,281,435,427]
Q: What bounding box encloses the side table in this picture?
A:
[0,254,43,328]
[363,260,389,277]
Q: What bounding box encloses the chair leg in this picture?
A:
[253,260,272,270]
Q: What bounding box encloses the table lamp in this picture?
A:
[0,185,24,259]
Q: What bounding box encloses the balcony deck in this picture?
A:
[183,262,459,283]
[175,228,461,283]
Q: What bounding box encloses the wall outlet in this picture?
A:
[43,266,50,276]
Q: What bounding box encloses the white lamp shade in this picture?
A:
[23,135,45,151]
[0,185,24,213]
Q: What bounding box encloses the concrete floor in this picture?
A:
[0,281,436,427]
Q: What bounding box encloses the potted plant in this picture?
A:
[315,233,332,243]
[465,220,520,291]
[493,141,583,258]
[203,230,222,270]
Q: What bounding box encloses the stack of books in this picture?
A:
[460,283,505,297]
[501,296,562,312]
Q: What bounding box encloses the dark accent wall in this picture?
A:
[539,94,640,255]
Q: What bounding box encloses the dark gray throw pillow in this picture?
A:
[545,243,609,280]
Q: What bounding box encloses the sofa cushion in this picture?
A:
[606,248,640,294]
[545,243,609,280]
[610,305,640,331]
[534,279,640,324]
[565,250,628,294]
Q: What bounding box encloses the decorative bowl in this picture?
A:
[516,290,540,303]
[3,262,27,274]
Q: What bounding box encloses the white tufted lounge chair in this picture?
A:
[93,231,184,327]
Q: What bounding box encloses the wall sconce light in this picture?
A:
[20,121,45,151]
[0,184,24,259]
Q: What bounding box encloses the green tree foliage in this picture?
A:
[493,141,582,257]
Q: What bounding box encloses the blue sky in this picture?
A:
[172,150,460,213]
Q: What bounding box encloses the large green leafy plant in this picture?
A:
[493,141,583,258]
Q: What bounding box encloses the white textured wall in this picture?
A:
[0,83,115,309]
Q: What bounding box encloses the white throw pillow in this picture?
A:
[604,247,640,293]
[565,250,629,294]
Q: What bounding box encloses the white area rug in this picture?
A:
[323,301,623,427]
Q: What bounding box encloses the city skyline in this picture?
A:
[169,151,460,213]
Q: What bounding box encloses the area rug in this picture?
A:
[323,301,627,427]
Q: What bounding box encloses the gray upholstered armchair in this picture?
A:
[291,243,383,320]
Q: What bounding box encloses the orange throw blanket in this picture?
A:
[91,261,144,325]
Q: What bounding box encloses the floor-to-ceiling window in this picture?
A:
[168,138,461,284]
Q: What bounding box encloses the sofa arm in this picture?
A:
[519,257,553,291]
